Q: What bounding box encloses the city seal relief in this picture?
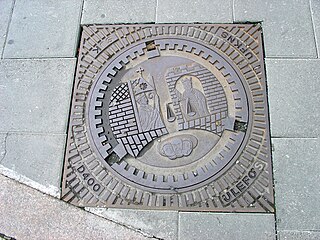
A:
[61,24,274,212]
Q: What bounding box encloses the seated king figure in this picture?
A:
[176,76,209,119]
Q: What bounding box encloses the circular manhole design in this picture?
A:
[62,24,273,211]
[87,38,249,193]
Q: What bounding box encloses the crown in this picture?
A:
[181,76,192,84]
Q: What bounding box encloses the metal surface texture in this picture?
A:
[61,24,274,212]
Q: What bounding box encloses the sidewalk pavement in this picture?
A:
[0,0,320,239]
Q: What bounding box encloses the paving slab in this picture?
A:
[3,0,82,58]
[0,133,65,193]
[156,0,232,23]
[0,164,60,198]
[266,59,320,138]
[179,212,275,240]
[311,0,320,57]
[278,230,320,240]
[234,0,317,57]
[0,59,76,133]
[0,174,149,240]
[81,0,156,24]
[0,0,14,58]
[86,208,178,240]
[272,138,320,231]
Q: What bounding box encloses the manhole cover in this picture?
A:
[61,24,274,212]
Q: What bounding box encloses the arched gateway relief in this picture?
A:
[61,24,274,213]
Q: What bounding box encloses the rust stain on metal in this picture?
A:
[61,24,274,212]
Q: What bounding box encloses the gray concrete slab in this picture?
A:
[311,0,320,57]
[0,134,7,162]
[0,174,149,240]
[278,230,320,240]
[0,0,14,58]
[3,0,82,58]
[179,212,275,240]
[0,133,65,192]
[272,138,320,231]
[234,0,317,57]
[0,59,76,133]
[86,208,178,240]
[156,0,232,23]
[266,59,320,138]
[81,0,156,24]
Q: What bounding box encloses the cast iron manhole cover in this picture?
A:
[61,24,274,212]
